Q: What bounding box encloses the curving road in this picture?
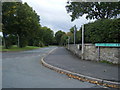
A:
[2,46,103,88]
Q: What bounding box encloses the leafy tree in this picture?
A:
[41,27,54,46]
[66,2,120,21]
[60,19,120,45]
[70,26,74,33]
[67,26,78,44]
[2,2,40,48]
[2,2,17,48]
[55,30,65,45]
[76,30,81,44]
[61,34,68,45]
[83,18,120,43]
[15,3,40,47]
[65,32,73,44]
[28,26,43,47]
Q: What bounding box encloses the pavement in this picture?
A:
[43,47,120,88]
[2,46,103,88]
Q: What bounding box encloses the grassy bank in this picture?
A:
[0,45,42,52]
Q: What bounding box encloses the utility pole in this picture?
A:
[82,24,84,59]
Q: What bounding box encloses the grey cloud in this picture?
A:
[22,0,89,33]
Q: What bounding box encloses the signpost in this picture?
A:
[95,43,120,47]
[95,43,120,61]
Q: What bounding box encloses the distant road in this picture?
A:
[2,46,101,88]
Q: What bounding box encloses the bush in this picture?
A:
[84,18,120,43]
[39,41,44,47]
[33,40,44,47]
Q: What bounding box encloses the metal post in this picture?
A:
[98,46,100,61]
[82,24,84,59]
[74,25,76,46]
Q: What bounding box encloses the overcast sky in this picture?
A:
[22,0,94,33]
[0,0,95,36]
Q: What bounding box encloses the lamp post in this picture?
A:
[74,25,77,46]
[82,24,84,59]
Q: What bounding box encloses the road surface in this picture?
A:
[2,46,103,88]
[44,47,119,82]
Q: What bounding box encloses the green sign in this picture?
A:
[95,43,120,47]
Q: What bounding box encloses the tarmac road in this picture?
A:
[2,46,103,88]
[44,47,119,82]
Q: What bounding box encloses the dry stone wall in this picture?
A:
[67,44,120,64]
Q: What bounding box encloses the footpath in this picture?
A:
[42,47,120,88]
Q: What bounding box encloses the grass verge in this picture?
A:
[99,60,114,65]
[0,45,42,52]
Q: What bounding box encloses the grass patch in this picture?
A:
[99,60,113,64]
[0,45,42,52]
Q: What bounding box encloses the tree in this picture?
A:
[2,2,40,48]
[66,2,120,21]
[41,27,54,46]
[15,3,40,47]
[59,19,120,44]
[83,18,120,43]
[28,26,43,47]
[2,2,18,48]
[67,32,73,42]
[55,30,65,45]
[76,30,81,44]
[70,26,74,33]
[61,34,68,45]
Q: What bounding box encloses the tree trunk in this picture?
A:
[17,34,20,47]
[3,32,7,49]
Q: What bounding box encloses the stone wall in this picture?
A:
[67,44,120,64]
[100,48,119,64]
[84,44,98,61]
[67,44,81,58]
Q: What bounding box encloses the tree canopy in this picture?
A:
[66,2,120,21]
[2,2,55,48]
[55,30,66,45]
[41,27,54,46]
[59,18,120,44]
[84,18,120,43]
